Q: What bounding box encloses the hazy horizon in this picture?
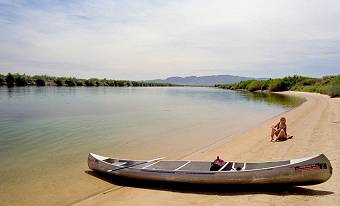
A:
[1,0,340,80]
[0,72,337,82]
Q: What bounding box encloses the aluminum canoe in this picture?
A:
[88,153,332,185]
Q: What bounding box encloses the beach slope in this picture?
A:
[73,91,340,206]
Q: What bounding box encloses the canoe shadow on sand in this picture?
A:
[85,170,333,196]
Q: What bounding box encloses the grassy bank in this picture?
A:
[0,73,174,87]
[215,75,340,98]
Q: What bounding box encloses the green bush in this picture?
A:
[300,78,317,86]
[13,73,29,86]
[319,76,333,85]
[65,78,77,87]
[36,78,46,86]
[76,80,84,86]
[106,80,115,86]
[237,80,254,90]
[301,85,318,92]
[326,79,340,97]
[246,80,266,92]
[55,78,64,86]
[126,81,132,87]
[85,79,95,86]
[5,73,15,87]
[281,75,306,90]
[0,74,5,85]
[268,79,285,91]
[116,80,127,87]
[95,80,103,86]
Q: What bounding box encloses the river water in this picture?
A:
[0,86,303,206]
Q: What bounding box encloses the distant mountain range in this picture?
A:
[146,75,263,86]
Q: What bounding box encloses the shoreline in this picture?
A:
[73,91,339,206]
[180,92,306,161]
[0,86,300,206]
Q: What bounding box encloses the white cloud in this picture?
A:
[0,0,340,79]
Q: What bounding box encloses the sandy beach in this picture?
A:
[72,91,340,206]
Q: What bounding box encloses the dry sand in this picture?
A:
[72,91,340,206]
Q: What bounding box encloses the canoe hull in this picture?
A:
[88,153,332,185]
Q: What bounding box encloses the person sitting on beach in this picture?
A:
[270,117,293,142]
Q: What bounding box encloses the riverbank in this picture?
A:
[73,91,339,206]
[215,75,340,98]
[0,73,175,87]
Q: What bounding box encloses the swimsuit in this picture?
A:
[276,123,287,135]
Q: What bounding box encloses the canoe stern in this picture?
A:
[289,153,332,185]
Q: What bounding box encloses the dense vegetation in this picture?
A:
[216,75,340,98]
[0,73,174,87]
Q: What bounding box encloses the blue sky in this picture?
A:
[0,0,340,80]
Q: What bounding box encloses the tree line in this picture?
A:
[0,73,174,87]
[215,75,340,98]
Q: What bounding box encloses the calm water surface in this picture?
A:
[0,87,303,206]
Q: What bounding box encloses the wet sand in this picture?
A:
[73,91,340,206]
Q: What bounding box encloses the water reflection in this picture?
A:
[236,91,305,108]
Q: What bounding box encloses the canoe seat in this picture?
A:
[103,159,127,166]
[221,162,233,171]
[232,163,246,171]
[103,158,117,163]
[103,159,147,167]
[112,162,127,166]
